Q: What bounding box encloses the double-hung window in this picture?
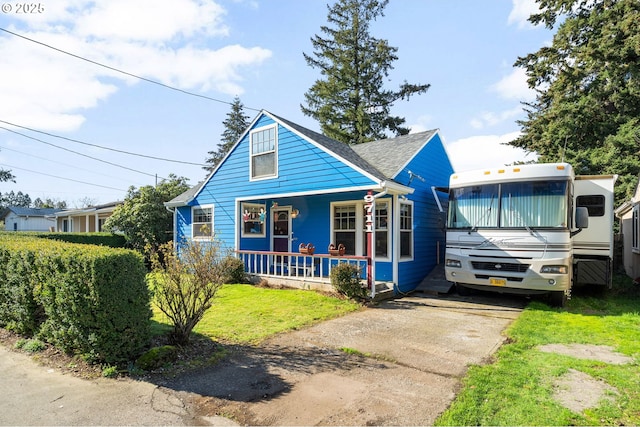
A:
[250,125,277,179]
[192,205,213,239]
[400,201,413,259]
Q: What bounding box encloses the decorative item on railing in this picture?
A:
[299,242,315,255]
[328,243,346,256]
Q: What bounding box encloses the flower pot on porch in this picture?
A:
[299,243,315,255]
[328,243,345,256]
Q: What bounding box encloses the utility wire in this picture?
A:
[0,119,207,167]
[0,143,145,186]
[0,27,262,112]
[0,126,165,179]
[0,162,127,191]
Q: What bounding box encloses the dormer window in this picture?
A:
[250,124,277,180]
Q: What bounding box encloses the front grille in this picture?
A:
[475,274,524,282]
[471,261,530,273]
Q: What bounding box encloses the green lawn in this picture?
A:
[151,283,362,345]
[435,277,640,426]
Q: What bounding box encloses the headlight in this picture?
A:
[446,259,462,268]
[540,265,568,274]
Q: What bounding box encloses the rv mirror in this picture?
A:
[576,206,589,229]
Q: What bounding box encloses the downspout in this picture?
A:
[369,185,388,300]
[165,205,177,244]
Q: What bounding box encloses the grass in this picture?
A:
[435,276,640,426]
[151,283,362,345]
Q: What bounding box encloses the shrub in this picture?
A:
[148,239,225,345]
[330,262,367,300]
[0,233,152,364]
[220,255,247,284]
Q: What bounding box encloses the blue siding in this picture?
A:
[396,133,453,292]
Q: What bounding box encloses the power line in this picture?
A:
[0,119,207,167]
[0,162,127,191]
[0,143,145,187]
[0,27,262,112]
[0,126,164,179]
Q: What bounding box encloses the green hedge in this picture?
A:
[0,234,151,364]
[8,232,127,248]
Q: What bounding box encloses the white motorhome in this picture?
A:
[444,163,616,306]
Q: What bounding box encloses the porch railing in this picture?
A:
[235,250,369,283]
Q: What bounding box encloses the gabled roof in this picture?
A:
[352,130,438,179]
[166,111,444,207]
[52,201,123,217]
[2,207,62,218]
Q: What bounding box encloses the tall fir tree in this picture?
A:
[511,0,640,203]
[301,0,429,144]
[204,97,250,172]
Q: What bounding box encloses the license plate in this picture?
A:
[490,278,506,286]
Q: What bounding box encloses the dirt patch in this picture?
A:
[540,344,633,413]
[539,343,634,365]
[553,369,619,413]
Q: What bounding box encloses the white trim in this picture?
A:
[191,204,214,240]
[399,199,414,261]
[330,199,391,261]
[249,123,278,181]
[240,202,267,238]
[271,206,292,252]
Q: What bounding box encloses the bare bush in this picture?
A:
[148,239,226,346]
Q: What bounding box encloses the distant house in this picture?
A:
[1,207,61,232]
[52,201,122,233]
[166,110,453,295]
[615,176,640,280]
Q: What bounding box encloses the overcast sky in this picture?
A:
[0,0,547,206]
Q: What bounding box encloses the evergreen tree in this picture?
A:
[1,191,31,208]
[511,0,640,203]
[204,96,250,172]
[301,0,429,144]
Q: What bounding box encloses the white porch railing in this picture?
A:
[235,250,369,284]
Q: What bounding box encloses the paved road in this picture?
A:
[0,292,524,426]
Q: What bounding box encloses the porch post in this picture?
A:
[364,191,374,296]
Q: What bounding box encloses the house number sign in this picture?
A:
[364,191,374,233]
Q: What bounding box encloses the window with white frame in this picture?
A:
[241,202,266,237]
[250,125,277,179]
[633,204,639,252]
[331,200,390,259]
[192,205,213,239]
[400,201,413,259]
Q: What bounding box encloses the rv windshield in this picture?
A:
[448,180,569,230]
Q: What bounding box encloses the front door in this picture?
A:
[272,208,291,253]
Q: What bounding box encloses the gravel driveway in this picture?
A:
[0,293,524,426]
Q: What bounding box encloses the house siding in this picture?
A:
[3,212,55,232]
[396,133,453,291]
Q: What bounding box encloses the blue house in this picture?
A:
[166,110,454,295]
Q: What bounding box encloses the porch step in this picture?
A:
[414,264,454,296]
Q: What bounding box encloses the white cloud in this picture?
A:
[0,0,272,131]
[446,132,537,172]
[490,67,534,101]
[470,106,524,130]
[507,0,541,29]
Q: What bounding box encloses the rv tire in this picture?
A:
[549,291,567,308]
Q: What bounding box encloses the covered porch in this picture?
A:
[236,249,394,298]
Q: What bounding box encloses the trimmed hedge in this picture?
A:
[8,231,127,248]
[0,234,151,364]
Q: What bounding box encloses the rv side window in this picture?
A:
[576,195,605,217]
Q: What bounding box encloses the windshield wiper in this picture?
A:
[508,193,534,235]
[470,194,495,233]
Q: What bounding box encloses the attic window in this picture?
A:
[250,125,277,180]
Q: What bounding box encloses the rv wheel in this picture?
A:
[456,284,471,296]
[549,291,567,308]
